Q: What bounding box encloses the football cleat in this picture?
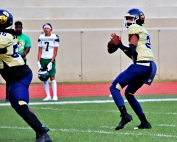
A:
[43,96,51,101]
[36,125,50,139]
[35,133,52,142]
[52,96,58,101]
[115,113,132,130]
[134,121,152,130]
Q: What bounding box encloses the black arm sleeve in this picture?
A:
[118,42,136,58]
[118,42,131,58]
[0,48,7,54]
[129,44,136,55]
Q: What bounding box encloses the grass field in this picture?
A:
[0,95,177,142]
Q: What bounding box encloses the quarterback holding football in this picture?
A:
[108,8,157,130]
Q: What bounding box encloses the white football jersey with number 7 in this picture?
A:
[38,34,59,59]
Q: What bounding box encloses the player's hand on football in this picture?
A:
[47,62,52,71]
[37,61,42,71]
[110,33,121,45]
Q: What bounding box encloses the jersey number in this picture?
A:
[0,32,7,36]
[145,35,151,49]
[45,42,49,51]
[11,44,19,58]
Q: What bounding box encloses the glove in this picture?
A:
[47,62,52,71]
[37,61,42,71]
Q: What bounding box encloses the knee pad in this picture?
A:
[14,104,28,115]
[110,85,120,93]
[9,83,29,108]
[10,99,28,108]
[110,83,122,91]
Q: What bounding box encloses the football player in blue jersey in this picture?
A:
[108,8,157,130]
[0,9,52,142]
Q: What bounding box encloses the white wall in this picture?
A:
[1,28,177,83]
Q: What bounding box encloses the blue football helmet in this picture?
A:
[0,9,13,29]
[124,8,145,28]
[38,68,50,81]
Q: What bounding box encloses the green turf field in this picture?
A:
[0,95,177,142]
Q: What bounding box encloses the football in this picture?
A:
[107,40,117,49]
[107,40,119,53]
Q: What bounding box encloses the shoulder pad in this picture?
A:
[6,33,14,41]
[128,24,143,35]
[38,34,44,40]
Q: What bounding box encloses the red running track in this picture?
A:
[0,82,177,99]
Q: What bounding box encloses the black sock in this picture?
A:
[119,106,127,116]
[14,105,46,134]
[138,114,148,123]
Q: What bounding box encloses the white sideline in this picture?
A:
[0,126,177,138]
[0,98,177,106]
[33,108,177,116]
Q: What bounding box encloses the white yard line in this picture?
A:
[101,124,177,129]
[145,112,177,115]
[34,107,119,112]
[0,126,177,138]
[33,108,177,116]
[157,124,176,127]
[0,98,177,106]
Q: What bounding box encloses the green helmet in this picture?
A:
[38,69,50,81]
